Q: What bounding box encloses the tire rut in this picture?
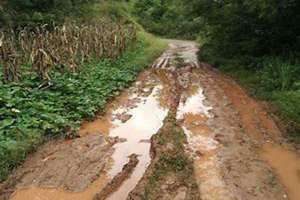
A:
[1,40,299,200]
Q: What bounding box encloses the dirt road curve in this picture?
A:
[1,41,299,200]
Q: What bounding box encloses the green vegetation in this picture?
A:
[195,0,300,141]
[133,0,300,141]
[0,32,167,181]
[141,118,198,199]
[220,63,300,143]
[0,0,137,28]
[0,0,168,183]
[0,0,299,186]
[132,0,200,39]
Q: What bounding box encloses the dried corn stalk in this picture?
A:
[0,32,21,82]
[0,21,137,83]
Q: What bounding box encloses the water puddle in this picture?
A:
[177,85,234,199]
[11,174,109,200]
[10,72,169,200]
[260,143,300,200]
[177,87,212,119]
[105,85,168,199]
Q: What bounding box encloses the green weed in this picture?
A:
[217,57,300,144]
[0,32,167,182]
[260,58,300,91]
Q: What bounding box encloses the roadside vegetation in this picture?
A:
[133,0,300,143]
[0,0,298,188]
[0,0,167,181]
[0,0,132,27]
[132,0,200,39]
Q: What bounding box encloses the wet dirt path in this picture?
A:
[2,70,171,200]
[1,40,300,200]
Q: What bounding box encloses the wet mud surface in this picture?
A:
[200,64,300,200]
[0,40,299,200]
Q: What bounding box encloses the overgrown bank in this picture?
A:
[0,32,167,182]
[133,1,300,143]
[216,62,300,144]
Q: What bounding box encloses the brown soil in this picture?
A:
[1,134,114,200]
[94,154,139,200]
[0,40,299,200]
[199,63,300,200]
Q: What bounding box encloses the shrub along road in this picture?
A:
[1,41,300,200]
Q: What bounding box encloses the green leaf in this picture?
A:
[0,119,15,130]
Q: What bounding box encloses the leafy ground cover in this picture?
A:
[0,32,167,182]
[218,61,300,144]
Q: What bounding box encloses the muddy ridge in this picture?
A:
[94,154,139,200]
[1,40,299,200]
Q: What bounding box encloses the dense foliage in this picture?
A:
[133,0,300,141]
[0,33,166,181]
[132,0,200,39]
[192,0,300,141]
[134,0,300,58]
[0,0,99,27]
[0,0,167,182]
[193,0,300,63]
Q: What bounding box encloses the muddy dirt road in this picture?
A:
[1,41,300,200]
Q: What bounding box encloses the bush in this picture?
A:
[272,91,300,142]
[132,0,200,39]
[0,33,167,181]
[260,58,300,91]
[0,0,98,27]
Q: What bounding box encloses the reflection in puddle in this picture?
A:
[177,86,234,199]
[10,75,168,200]
[177,87,212,119]
[106,85,168,199]
[260,143,300,200]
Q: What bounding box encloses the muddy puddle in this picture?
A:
[260,143,300,200]
[10,72,169,200]
[177,83,234,199]
[105,84,168,199]
[177,86,212,119]
[6,40,300,200]
[10,175,109,200]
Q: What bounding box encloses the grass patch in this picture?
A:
[140,119,198,199]
[0,32,167,182]
[217,60,300,143]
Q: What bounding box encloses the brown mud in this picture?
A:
[94,154,139,200]
[1,134,113,200]
[0,40,299,200]
[199,63,300,200]
[1,69,171,200]
[261,143,300,200]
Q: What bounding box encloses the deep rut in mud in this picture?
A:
[1,41,300,200]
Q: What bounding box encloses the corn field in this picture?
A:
[0,21,137,82]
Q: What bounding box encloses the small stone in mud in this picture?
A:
[143,88,151,93]
[110,137,127,144]
[139,139,151,143]
[195,150,204,157]
[119,114,132,123]
[214,134,225,142]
